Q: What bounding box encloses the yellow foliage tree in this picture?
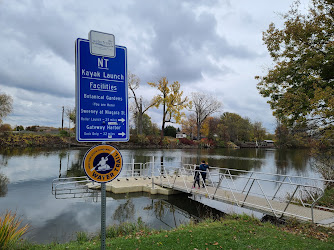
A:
[148,77,190,139]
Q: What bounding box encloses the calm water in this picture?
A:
[0,147,321,243]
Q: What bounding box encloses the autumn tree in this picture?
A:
[128,72,157,135]
[0,124,12,132]
[219,112,253,142]
[66,108,76,125]
[252,121,267,141]
[181,114,197,139]
[164,125,177,137]
[0,90,13,124]
[132,113,159,135]
[190,92,222,140]
[148,77,190,139]
[201,116,220,140]
[256,0,334,132]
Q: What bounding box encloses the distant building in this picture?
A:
[260,140,275,148]
[240,140,275,148]
[176,133,187,139]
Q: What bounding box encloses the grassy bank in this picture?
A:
[0,133,69,148]
[15,216,334,250]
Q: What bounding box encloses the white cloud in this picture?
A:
[0,0,310,133]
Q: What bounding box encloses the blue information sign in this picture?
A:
[75,38,129,142]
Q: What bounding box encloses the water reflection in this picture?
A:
[113,199,135,223]
[0,173,9,197]
[0,147,322,244]
[274,149,312,177]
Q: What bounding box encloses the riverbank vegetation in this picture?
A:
[256,0,334,182]
[13,215,334,249]
[0,211,29,250]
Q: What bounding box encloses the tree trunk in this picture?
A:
[161,102,166,141]
[138,99,143,134]
[196,119,201,140]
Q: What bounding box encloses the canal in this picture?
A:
[0,147,321,243]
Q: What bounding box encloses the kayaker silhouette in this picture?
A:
[90,150,115,172]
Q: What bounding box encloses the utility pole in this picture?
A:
[69,113,71,137]
[62,106,64,130]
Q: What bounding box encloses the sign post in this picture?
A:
[82,143,123,249]
[76,31,127,250]
[101,182,106,248]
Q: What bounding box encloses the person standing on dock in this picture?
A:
[199,160,209,188]
[193,165,201,189]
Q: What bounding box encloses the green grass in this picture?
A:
[14,216,334,250]
[318,186,334,208]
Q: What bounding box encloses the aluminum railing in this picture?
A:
[165,164,333,223]
[51,160,152,199]
[52,159,333,224]
[51,176,99,199]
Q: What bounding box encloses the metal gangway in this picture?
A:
[155,164,334,226]
[51,160,153,200]
[52,159,334,226]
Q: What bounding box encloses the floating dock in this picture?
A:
[87,176,180,195]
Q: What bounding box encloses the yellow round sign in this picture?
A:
[83,144,123,183]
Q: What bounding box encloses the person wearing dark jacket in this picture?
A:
[193,165,201,189]
[199,160,209,187]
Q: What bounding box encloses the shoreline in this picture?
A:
[0,132,200,149]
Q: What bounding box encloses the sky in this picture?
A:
[0,0,310,133]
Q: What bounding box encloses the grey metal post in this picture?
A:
[280,185,299,219]
[272,176,286,200]
[101,182,106,250]
[101,142,106,250]
[152,156,155,189]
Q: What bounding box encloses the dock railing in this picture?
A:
[51,176,99,200]
[158,164,333,223]
[51,160,333,224]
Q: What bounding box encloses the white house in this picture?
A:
[176,133,187,139]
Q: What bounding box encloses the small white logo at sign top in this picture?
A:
[89,30,115,58]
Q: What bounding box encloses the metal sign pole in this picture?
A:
[101,182,106,250]
[101,141,106,250]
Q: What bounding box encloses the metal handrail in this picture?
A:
[191,165,334,185]
[163,164,329,223]
[52,161,331,224]
[52,176,89,192]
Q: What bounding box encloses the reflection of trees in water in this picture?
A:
[144,200,178,228]
[275,149,289,176]
[143,197,225,228]
[275,149,310,176]
[0,173,9,197]
[65,150,86,177]
[0,148,44,167]
[58,151,67,178]
[113,199,135,223]
[0,148,73,169]
[0,147,87,179]
[178,148,265,173]
[0,147,58,158]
